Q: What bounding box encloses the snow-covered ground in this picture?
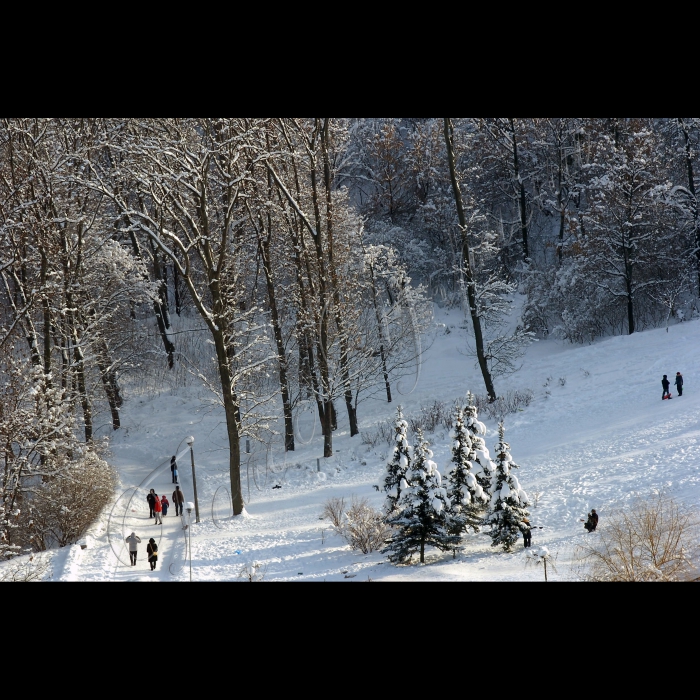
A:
[7,304,700,582]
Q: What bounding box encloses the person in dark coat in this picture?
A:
[581,509,599,532]
[170,456,178,484]
[146,489,157,518]
[147,538,158,571]
[520,518,535,548]
[662,375,671,400]
[173,485,185,516]
[675,372,684,397]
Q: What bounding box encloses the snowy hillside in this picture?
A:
[10,305,700,582]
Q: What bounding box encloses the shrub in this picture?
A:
[323,495,389,554]
[322,496,346,530]
[343,497,390,554]
[472,389,534,421]
[575,493,699,582]
[28,451,118,550]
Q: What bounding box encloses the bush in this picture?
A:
[343,497,391,554]
[472,389,534,421]
[322,495,389,554]
[575,493,699,582]
[360,420,395,447]
[322,497,346,530]
[28,451,118,550]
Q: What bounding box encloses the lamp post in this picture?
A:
[186,502,195,582]
[185,436,200,524]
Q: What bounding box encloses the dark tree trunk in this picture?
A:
[444,118,497,402]
[509,118,530,261]
[678,119,700,293]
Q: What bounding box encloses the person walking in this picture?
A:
[170,456,178,484]
[173,485,185,516]
[581,509,599,533]
[662,375,672,400]
[125,532,141,566]
[161,494,169,517]
[147,538,158,571]
[154,494,163,525]
[147,489,157,518]
[675,372,684,397]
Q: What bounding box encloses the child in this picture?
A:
[662,375,672,400]
[161,494,169,517]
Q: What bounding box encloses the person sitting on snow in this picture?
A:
[581,509,598,533]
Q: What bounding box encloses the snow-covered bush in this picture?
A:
[28,450,117,550]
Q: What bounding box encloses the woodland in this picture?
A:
[2,117,698,559]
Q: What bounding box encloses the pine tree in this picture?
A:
[485,423,530,552]
[463,392,494,496]
[384,430,461,564]
[382,406,412,515]
[446,406,487,534]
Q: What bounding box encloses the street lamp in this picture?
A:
[185,436,200,524]
[186,501,195,582]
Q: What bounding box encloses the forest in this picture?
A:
[2,117,698,559]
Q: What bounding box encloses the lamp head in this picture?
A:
[186,436,195,446]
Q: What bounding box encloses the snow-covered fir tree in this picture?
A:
[485,423,531,552]
[382,406,412,515]
[446,406,487,534]
[384,430,461,564]
[463,392,494,496]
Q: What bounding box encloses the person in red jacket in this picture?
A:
[154,494,163,525]
[160,494,170,517]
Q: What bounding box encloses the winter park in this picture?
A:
[3,118,700,582]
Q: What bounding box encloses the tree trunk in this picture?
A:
[258,227,295,452]
[443,118,497,401]
[678,119,700,293]
[508,118,530,261]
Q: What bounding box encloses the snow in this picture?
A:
[8,303,700,581]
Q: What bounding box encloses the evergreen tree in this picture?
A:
[382,406,412,515]
[446,406,487,534]
[485,423,531,552]
[384,430,461,564]
[464,392,494,496]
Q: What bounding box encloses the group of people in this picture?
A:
[124,455,189,571]
[519,508,598,549]
[125,533,159,570]
[662,372,683,400]
[146,485,186,522]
